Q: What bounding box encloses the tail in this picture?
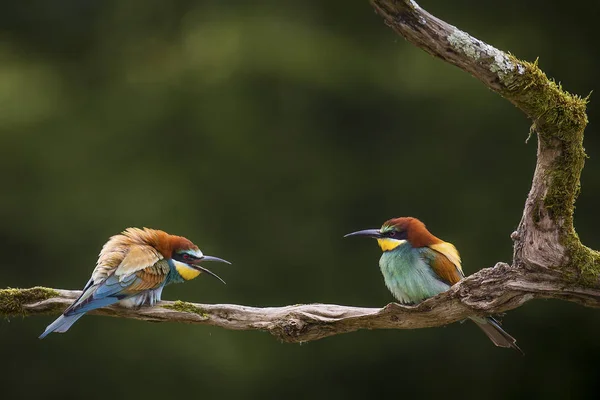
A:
[39,313,85,339]
[39,276,122,339]
[471,317,524,355]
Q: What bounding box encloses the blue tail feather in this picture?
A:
[39,276,128,338]
[65,296,121,316]
[39,313,85,339]
[39,273,158,338]
[39,295,123,339]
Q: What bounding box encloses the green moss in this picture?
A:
[500,58,589,148]
[565,238,600,284]
[442,26,594,284]
[163,300,209,319]
[497,57,596,283]
[0,287,60,317]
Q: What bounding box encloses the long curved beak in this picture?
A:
[191,255,231,285]
[344,229,383,239]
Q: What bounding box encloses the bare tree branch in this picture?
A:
[2,261,600,343]
[1,0,597,342]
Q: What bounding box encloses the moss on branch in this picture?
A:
[0,287,60,317]
[500,59,595,282]
[163,300,209,319]
[373,0,596,283]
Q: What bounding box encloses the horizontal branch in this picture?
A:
[1,1,595,345]
[3,263,600,342]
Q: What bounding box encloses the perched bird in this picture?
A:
[40,228,230,338]
[345,217,522,353]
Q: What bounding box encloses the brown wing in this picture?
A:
[65,251,170,316]
[89,243,167,293]
[427,242,464,285]
[125,259,171,291]
[92,232,164,284]
[114,244,163,279]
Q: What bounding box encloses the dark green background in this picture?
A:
[1,1,598,399]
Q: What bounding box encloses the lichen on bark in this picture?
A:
[447,28,519,80]
[373,0,597,285]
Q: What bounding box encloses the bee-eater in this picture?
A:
[39,227,230,338]
[345,217,522,353]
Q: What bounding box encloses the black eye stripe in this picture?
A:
[384,230,408,240]
[174,252,199,262]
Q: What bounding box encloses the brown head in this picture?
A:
[125,228,198,260]
[344,217,442,251]
[118,228,230,282]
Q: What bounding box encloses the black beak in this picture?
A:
[191,255,231,285]
[200,255,231,265]
[343,229,383,239]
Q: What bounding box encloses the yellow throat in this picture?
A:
[376,238,406,252]
[173,260,201,280]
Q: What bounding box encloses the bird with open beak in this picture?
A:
[40,227,230,338]
[345,217,522,353]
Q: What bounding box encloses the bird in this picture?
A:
[345,217,522,353]
[39,227,230,339]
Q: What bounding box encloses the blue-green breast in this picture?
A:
[166,259,187,284]
[379,241,450,304]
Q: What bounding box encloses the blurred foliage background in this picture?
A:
[1,1,599,399]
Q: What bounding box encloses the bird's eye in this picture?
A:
[182,253,191,260]
[389,231,396,237]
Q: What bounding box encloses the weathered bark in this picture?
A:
[1,0,597,343]
[370,0,595,282]
[2,260,599,343]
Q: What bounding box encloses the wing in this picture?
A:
[64,254,170,316]
[420,242,464,286]
[114,244,163,280]
[91,241,164,283]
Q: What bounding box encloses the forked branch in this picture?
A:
[369,0,594,279]
[1,0,597,342]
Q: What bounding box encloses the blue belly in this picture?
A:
[379,243,450,304]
